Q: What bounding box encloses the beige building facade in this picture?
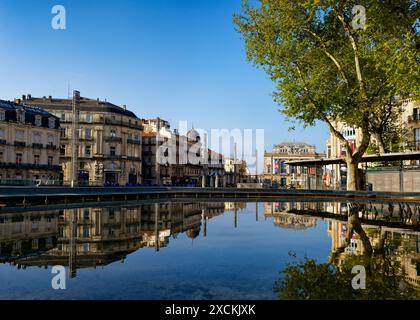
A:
[0,100,61,185]
[19,95,143,186]
[264,142,324,189]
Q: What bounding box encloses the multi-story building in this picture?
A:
[224,158,249,186]
[264,142,324,188]
[203,149,226,187]
[0,100,61,184]
[141,118,173,185]
[19,95,143,186]
[141,120,204,186]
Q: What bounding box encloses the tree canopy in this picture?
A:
[234,0,419,189]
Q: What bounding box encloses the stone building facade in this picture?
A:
[0,100,61,185]
[264,142,324,188]
[19,95,142,186]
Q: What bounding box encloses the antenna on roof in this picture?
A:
[67,84,70,99]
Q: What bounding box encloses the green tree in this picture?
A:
[234,0,419,190]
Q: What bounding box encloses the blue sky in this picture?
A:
[0,0,329,165]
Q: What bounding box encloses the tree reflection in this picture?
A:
[275,204,420,300]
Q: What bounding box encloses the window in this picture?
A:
[82,227,90,238]
[33,132,42,143]
[47,135,54,146]
[110,146,116,156]
[60,145,66,156]
[16,111,25,123]
[48,156,53,166]
[35,115,42,127]
[415,128,420,142]
[0,151,3,161]
[60,113,66,121]
[110,129,117,137]
[60,128,66,138]
[85,145,91,157]
[86,114,93,123]
[135,134,139,141]
[16,153,22,165]
[413,108,419,121]
[34,155,40,165]
[16,130,24,141]
[48,117,55,129]
[0,111,5,121]
[128,133,132,140]
[0,129,5,139]
[83,209,90,221]
[85,128,92,139]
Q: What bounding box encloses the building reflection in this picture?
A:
[328,218,420,289]
[264,201,420,290]
[0,202,226,277]
[264,202,318,229]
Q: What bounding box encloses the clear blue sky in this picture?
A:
[0,0,329,162]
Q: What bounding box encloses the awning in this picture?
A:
[286,151,420,166]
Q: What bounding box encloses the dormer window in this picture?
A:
[48,117,55,129]
[35,115,42,127]
[16,110,25,123]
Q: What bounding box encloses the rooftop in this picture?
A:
[18,95,139,119]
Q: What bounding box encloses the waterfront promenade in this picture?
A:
[0,186,419,208]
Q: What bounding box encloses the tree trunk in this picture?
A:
[346,160,360,191]
[374,132,386,154]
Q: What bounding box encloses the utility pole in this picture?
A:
[202,132,208,188]
[234,142,237,185]
[156,118,161,185]
[71,91,80,188]
[255,149,258,183]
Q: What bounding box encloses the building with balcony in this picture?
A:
[18,95,143,186]
[264,142,324,189]
[0,100,61,184]
[141,119,204,186]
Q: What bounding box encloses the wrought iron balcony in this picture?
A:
[46,144,57,150]
[104,136,122,142]
[32,143,44,149]
[14,141,26,147]
[127,138,141,145]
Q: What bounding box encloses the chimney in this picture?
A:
[27,94,31,99]
[22,95,26,100]
[122,104,127,110]
[48,95,52,100]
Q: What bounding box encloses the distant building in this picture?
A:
[19,95,143,186]
[0,100,61,184]
[203,149,225,187]
[264,142,324,188]
[224,158,248,186]
[141,119,205,186]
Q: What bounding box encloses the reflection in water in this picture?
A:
[269,202,420,299]
[0,200,419,299]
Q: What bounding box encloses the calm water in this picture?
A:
[0,201,419,299]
